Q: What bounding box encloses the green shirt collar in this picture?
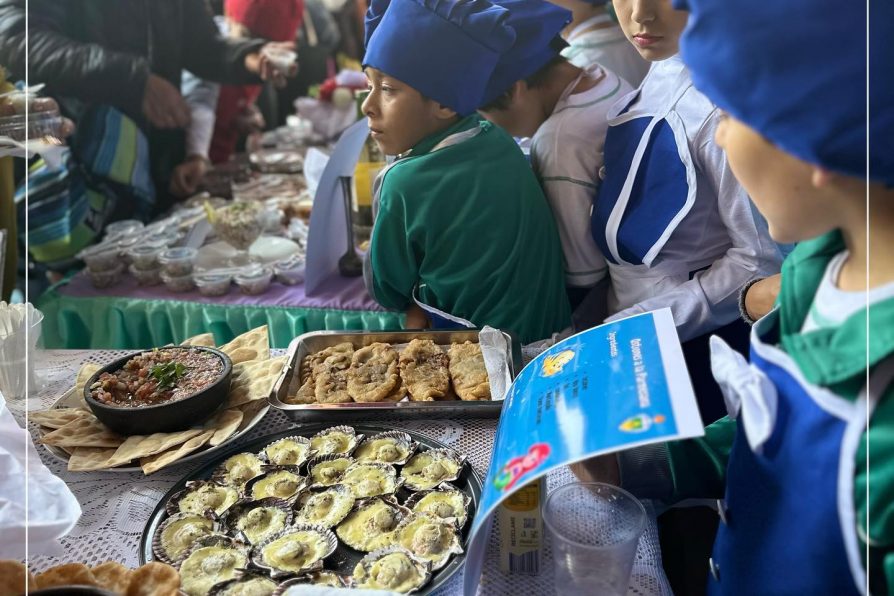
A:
[778,230,894,387]
[402,115,483,158]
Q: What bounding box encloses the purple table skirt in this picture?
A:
[59,270,385,312]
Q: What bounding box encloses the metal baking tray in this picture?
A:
[268,329,522,422]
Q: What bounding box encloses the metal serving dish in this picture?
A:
[268,329,522,422]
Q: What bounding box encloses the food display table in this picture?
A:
[37,274,404,350]
[12,350,673,595]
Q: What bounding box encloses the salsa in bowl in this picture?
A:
[85,347,233,435]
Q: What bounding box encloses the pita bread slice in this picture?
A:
[40,416,124,448]
[180,333,215,347]
[68,446,119,471]
[73,362,102,408]
[225,355,287,409]
[237,400,269,430]
[91,561,133,593]
[218,326,269,364]
[206,408,244,446]
[29,407,90,429]
[106,429,204,468]
[139,430,214,475]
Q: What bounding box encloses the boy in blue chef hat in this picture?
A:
[548,0,649,87]
[478,0,632,313]
[575,1,894,593]
[361,0,571,344]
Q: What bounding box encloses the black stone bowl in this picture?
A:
[84,346,233,435]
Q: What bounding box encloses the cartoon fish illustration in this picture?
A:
[542,350,575,377]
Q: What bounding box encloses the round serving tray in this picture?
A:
[139,423,482,594]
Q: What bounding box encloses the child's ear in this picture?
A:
[433,103,458,121]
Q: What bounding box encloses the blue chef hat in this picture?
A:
[363,0,517,116]
[674,0,893,186]
[479,0,571,107]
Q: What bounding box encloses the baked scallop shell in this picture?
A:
[262,436,313,467]
[251,524,338,579]
[309,425,361,456]
[403,484,471,528]
[353,431,417,466]
[307,455,354,487]
[336,497,410,552]
[393,513,463,571]
[245,467,307,503]
[341,462,402,499]
[208,571,278,596]
[223,498,293,545]
[178,535,251,596]
[213,452,265,488]
[352,546,432,593]
[153,511,218,564]
[166,480,241,517]
[293,484,355,527]
[400,449,465,491]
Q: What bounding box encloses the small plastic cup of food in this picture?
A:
[235,267,274,295]
[158,247,198,277]
[0,91,64,141]
[160,270,195,293]
[262,46,297,74]
[274,257,305,286]
[104,219,145,239]
[194,272,232,297]
[127,244,165,270]
[88,262,125,289]
[78,243,121,272]
[128,263,162,286]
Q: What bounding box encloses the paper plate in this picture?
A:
[195,236,302,271]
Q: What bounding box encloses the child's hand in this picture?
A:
[570,455,620,486]
[404,304,431,330]
[745,273,781,321]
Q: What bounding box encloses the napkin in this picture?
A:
[0,392,81,558]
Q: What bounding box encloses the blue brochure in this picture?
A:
[463,308,705,592]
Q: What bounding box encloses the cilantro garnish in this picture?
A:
[149,361,187,391]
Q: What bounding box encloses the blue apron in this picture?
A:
[707,310,885,595]
[591,70,696,268]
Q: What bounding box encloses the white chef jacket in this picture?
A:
[530,65,632,288]
[600,56,783,342]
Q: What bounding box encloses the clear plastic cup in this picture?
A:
[262,46,297,73]
[78,243,121,272]
[104,219,144,239]
[543,482,646,596]
[128,264,162,286]
[0,304,44,400]
[87,262,125,288]
[127,244,164,270]
[273,257,305,286]
[194,272,232,297]
[160,270,195,293]
[158,247,197,276]
[235,267,273,295]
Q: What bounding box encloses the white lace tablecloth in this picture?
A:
[10,350,672,596]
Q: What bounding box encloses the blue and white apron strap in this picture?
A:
[412,285,475,330]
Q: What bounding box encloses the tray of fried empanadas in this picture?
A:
[268,330,521,421]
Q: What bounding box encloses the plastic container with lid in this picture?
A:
[193,272,232,297]
[104,219,144,239]
[87,263,124,288]
[273,257,305,286]
[160,270,195,293]
[234,267,273,295]
[158,247,197,276]
[0,89,64,141]
[128,264,162,286]
[77,243,121,272]
[127,244,164,270]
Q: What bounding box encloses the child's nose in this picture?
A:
[631,0,656,23]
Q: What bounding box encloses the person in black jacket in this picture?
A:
[0,0,296,213]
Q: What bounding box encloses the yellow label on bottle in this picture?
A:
[353,161,386,208]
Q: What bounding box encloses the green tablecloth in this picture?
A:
[38,274,404,349]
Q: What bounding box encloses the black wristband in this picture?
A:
[738,277,765,326]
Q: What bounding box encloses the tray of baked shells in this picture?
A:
[140,423,481,595]
[268,329,523,422]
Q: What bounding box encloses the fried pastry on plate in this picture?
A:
[399,339,450,402]
[347,343,402,403]
[448,341,491,401]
